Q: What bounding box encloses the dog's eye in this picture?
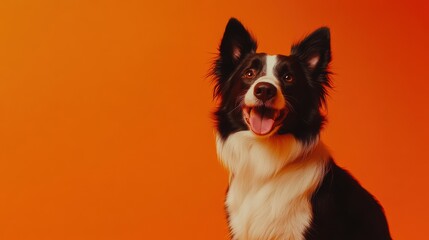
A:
[282,73,294,83]
[243,69,256,79]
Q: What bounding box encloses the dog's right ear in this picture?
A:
[212,18,257,97]
[219,18,257,66]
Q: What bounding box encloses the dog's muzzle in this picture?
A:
[243,81,287,136]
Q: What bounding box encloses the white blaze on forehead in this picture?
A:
[243,54,285,109]
[265,55,278,77]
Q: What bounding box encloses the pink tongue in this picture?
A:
[249,109,275,135]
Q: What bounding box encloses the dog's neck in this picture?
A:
[216,131,329,182]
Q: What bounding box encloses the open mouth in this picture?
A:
[243,106,287,136]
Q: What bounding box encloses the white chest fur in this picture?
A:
[216,131,329,240]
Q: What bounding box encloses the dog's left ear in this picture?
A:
[291,27,331,81]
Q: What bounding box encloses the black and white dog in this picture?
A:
[211,18,391,240]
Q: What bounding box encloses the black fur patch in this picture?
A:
[306,161,391,240]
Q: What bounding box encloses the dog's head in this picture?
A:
[212,18,332,144]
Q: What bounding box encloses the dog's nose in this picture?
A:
[254,82,276,101]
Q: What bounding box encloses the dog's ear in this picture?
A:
[212,18,257,98]
[291,27,331,82]
[219,18,257,66]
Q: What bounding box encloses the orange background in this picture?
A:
[0,0,428,239]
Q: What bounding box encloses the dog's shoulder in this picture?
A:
[306,161,392,240]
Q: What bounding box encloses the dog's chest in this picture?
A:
[226,172,313,240]
[217,132,328,240]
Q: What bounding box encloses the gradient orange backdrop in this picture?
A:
[1,0,428,239]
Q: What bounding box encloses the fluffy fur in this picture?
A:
[210,18,391,240]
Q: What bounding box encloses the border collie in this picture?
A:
[210,18,391,240]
